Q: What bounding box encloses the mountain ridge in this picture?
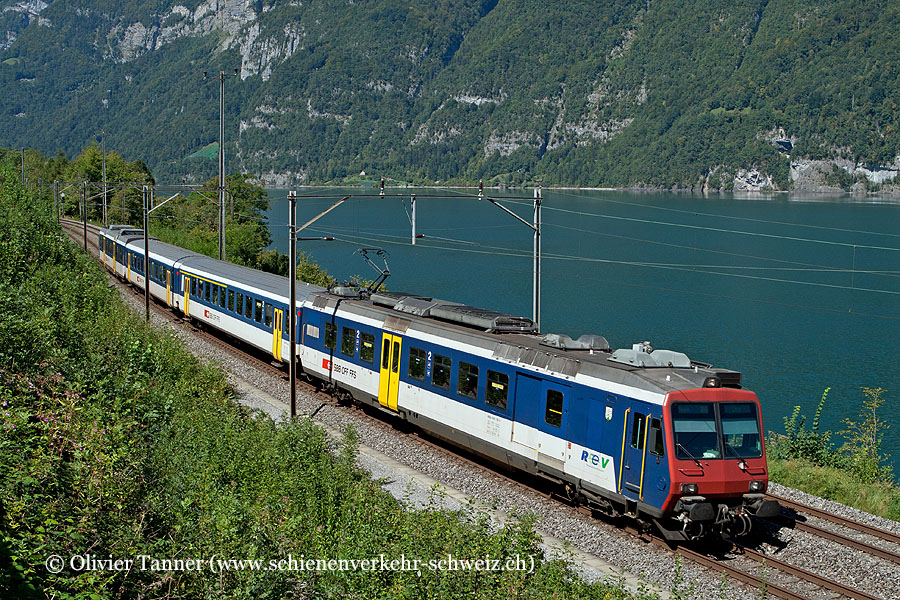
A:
[1,0,898,191]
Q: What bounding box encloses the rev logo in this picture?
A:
[581,450,610,469]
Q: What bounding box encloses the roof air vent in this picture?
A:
[540,333,609,351]
[609,341,691,368]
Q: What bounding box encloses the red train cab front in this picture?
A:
[658,387,780,539]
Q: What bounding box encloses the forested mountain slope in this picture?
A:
[1,0,898,190]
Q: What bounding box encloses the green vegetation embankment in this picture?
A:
[0,168,645,598]
[767,387,900,520]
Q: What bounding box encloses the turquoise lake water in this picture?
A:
[264,188,900,471]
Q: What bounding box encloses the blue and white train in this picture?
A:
[98,225,780,540]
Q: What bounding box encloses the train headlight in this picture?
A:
[703,377,721,388]
[680,483,698,495]
[749,480,765,492]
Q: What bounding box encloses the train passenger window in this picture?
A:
[457,362,478,400]
[218,287,226,309]
[360,333,375,363]
[324,322,336,350]
[630,413,646,450]
[254,299,263,323]
[432,354,451,390]
[190,278,196,297]
[264,303,273,326]
[408,348,427,381]
[198,280,204,299]
[236,292,243,314]
[228,290,234,312]
[244,296,252,319]
[205,281,212,302]
[486,371,508,410]
[212,285,219,305]
[649,418,664,456]
[545,390,563,427]
[341,327,355,357]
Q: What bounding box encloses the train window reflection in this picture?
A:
[341,327,356,357]
[486,371,508,410]
[630,413,646,450]
[360,333,375,363]
[457,362,478,400]
[672,402,719,460]
[408,347,427,381]
[545,390,563,427]
[721,403,762,458]
[324,322,336,350]
[649,418,664,456]
[432,354,451,390]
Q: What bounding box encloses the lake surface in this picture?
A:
[264,188,900,471]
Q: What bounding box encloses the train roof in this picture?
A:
[315,290,740,398]
[177,254,326,302]
[127,238,203,264]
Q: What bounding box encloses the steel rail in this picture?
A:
[768,492,900,547]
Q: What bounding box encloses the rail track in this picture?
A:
[60,218,899,600]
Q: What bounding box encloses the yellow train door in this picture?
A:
[183,275,190,315]
[272,308,284,361]
[166,270,172,307]
[377,332,402,411]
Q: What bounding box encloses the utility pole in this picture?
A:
[102,133,108,227]
[21,149,25,185]
[143,185,150,321]
[533,183,542,332]
[411,195,417,245]
[218,71,226,261]
[82,181,88,251]
[205,68,238,261]
[287,191,343,417]
[480,179,542,331]
[289,190,297,419]
[54,181,59,223]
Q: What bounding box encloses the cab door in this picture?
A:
[377,333,402,411]
[621,401,653,501]
[272,308,284,361]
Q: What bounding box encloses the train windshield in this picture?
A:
[672,403,720,460]
[720,402,762,458]
[671,402,762,461]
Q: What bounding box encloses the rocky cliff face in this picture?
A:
[1,0,47,50]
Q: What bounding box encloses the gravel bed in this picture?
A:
[92,248,899,600]
[769,481,900,538]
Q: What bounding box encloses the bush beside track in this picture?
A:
[0,170,652,598]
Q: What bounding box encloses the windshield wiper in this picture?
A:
[723,441,748,468]
[677,443,702,467]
